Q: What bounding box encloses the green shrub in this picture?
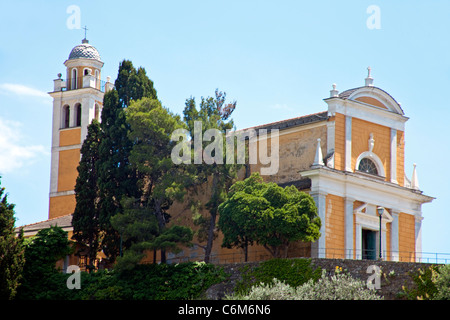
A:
[16,226,74,300]
[432,264,450,300]
[228,272,383,300]
[235,258,322,294]
[16,261,227,300]
[400,265,439,300]
[115,261,227,300]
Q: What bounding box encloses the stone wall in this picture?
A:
[309,258,434,300]
[206,257,437,300]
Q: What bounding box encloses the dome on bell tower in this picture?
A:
[68,39,102,62]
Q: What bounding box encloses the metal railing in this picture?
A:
[164,247,450,265]
[313,247,450,264]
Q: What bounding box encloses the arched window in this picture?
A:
[63,105,70,128]
[94,104,100,121]
[71,68,78,90]
[358,158,378,175]
[75,103,82,127]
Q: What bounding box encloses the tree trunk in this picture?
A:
[244,240,248,262]
[204,212,216,263]
[204,173,219,263]
[160,249,166,264]
[154,198,167,263]
[263,244,276,258]
[283,243,289,258]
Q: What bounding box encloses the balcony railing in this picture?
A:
[53,75,113,93]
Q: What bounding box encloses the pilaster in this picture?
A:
[390,128,398,184]
[345,116,352,172]
[311,191,327,258]
[344,197,355,259]
[390,210,400,261]
[415,214,423,262]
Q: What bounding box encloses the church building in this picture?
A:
[242,69,435,262]
[17,39,434,267]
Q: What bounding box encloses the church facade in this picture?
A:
[18,39,434,266]
[245,72,435,262]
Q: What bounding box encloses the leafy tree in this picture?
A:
[97,60,157,262]
[217,173,264,261]
[17,226,73,299]
[182,89,239,263]
[218,172,321,258]
[72,119,101,271]
[0,180,25,300]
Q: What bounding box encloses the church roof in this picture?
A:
[244,111,328,132]
[16,214,73,236]
[338,85,404,115]
[68,39,101,61]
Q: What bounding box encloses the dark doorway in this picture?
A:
[362,229,377,260]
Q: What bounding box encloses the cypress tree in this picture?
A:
[0,179,25,300]
[72,119,101,271]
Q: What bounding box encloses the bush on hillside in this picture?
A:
[16,261,227,300]
[228,271,383,300]
[234,258,322,295]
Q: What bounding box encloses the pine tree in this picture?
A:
[97,60,157,262]
[0,179,25,300]
[72,119,101,271]
[182,89,239,263]
[121,97,192,264]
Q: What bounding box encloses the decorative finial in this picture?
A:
[411,163,419,190]
[313,138,324,166]
[365,66,374,86]
[330,83,339,97]
[368,133,375,152]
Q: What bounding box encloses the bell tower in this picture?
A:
[48,38,112,219]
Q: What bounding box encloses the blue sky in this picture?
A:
[0,1,449,256]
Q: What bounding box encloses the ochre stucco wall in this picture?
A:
[399,212,416,262]
[351,117,391,180]
[325,194,345,259]
[49,195,76,219]
[57,149,80,192]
